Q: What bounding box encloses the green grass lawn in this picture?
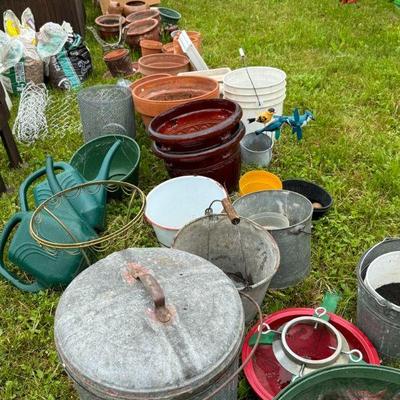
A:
[1,0,400,398]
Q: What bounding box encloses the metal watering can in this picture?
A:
[19,140,121,231]
[0,159,98,292]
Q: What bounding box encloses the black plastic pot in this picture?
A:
[282,179,333,220]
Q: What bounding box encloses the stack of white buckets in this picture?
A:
[223,66,287,136]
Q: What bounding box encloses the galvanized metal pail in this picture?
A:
[172,200,280,323]
[233,190,313,288]
[357,238,400,360]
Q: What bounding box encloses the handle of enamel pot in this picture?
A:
[222,198,240,225]
[128,263,171,323]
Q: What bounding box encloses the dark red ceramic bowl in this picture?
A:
[148,98,242,152]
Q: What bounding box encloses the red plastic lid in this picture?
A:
[242,308,381,400]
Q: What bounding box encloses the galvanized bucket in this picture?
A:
[240,132,273,167]
[54,248,245,399]
[172,199,280,323]
[233,190,313,288]
[357,238,400,360]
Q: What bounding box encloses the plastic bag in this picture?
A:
[0,30,43,94]
[37,23,69,60]
[3,8,39,60]
[48,34,92,90]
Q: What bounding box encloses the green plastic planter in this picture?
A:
[157,7,181,25]
[70,135,141,186]
[276,365,400,400]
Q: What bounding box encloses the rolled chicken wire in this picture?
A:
[13,82,48,144]
[77,85,136,143]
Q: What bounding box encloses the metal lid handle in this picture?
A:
[128,263,171,323]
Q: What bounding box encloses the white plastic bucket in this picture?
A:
[145,176,227,247]
[365,251,400,311]
[223,86,286,103]
[223,67,287,95]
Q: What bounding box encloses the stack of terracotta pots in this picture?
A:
[148,99,244,193]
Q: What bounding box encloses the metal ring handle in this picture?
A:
[128,262,171,323]
[280,316,343,367]
[347,349,363,363]
[202,292,262,400]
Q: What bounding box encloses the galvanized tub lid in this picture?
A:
[54,248,244,399]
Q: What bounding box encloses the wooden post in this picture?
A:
[0,173,6,194]
[0,83,22,168]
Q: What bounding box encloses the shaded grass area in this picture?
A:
[0,0,399,398]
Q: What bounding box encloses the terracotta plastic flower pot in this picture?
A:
[103,48,133,77]
[152,122,245,193]
[138,53,190,76]
[173,31,202,55]
[108,1,123,14]
[125,18,160,50]
[130,73,171,90]
[132,75,220,127]
[148,99,243,152]
[162,42,175,54]
[129,74,171,112]
[126,9,161,24]
[140,39,163,56]
[95,14,125,40]
[123,0,147,16]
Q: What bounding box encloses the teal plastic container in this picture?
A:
[157,7,181,25]
[276,365,400,400]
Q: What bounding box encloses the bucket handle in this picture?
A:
[202,291,263,400]
[128,262,171,323]
[205,198,240,225]
[289,224,312,235]
[0,213,44,292]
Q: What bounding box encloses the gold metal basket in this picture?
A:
[29,180,146,253]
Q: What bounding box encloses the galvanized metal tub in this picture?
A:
[172,213,280,323]
[233,190,313,289]
[54,248,244,399]
[357,238,400,360]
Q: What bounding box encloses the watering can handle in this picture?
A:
[19,162,70,212]
[128,262,171,323]
[0,213,43,292]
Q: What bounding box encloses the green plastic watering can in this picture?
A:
[19,140,121,231]
[0,162,98,292]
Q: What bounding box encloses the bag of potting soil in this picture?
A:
[47,33,92,90]
[0,31,44,95]
[1,9,44,94]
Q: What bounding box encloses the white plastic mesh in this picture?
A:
[12,82,48,144]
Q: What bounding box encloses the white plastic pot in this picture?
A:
[223,86,286,103]
[365,251,400,311]
[223,67,287,95]
[145,176,227,247]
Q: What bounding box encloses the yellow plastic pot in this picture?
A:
[239,170,282,195]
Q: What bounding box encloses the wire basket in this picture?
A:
[29,181,145,256]
[77,85,136,143]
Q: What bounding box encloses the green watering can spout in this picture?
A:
[95,139,122,181]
